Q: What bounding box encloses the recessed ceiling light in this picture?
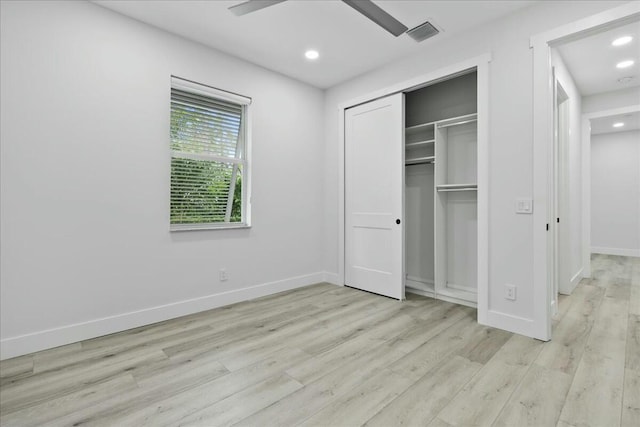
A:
[616,60,635,69]
[611,36,633,46]
[612,36,633,46]
[613,122,625,128]
[305,50,319,60]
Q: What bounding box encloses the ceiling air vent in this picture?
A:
[406,21,440,42]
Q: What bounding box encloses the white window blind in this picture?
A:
[170,76,250,230]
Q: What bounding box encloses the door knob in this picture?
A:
[396,219,401,224]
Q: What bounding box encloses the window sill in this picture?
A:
[170,223,251,232]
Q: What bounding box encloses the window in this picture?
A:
[170,76,251,230]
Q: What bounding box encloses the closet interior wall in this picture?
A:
[404,71,479,307]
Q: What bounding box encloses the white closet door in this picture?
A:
[345,93,404,300]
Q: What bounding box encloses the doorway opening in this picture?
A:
[532,3,640,340]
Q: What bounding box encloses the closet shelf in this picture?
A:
[406,156,435,166]
[436,113,478,129]
[406,112,477,134]
[437,183,477,192]
[405,121,436,134]
[405,139,435,149]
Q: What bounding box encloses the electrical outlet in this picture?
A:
[505,284,517,301]
[219,269,228,282]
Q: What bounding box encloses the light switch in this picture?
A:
[516,198,533,214]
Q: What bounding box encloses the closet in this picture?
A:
[404,71,478,306]
[344,68,479,308]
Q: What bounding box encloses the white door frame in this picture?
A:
[337,53,490,323]
[581,104,640,278]
[531,2,640,340]
[555,81,571,298]
[550,76,570,316]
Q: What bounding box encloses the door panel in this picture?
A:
[345,93,404,300]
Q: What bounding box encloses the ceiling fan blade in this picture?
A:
[342,0,408,37]
[229,0,287,17]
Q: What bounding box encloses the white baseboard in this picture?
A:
[566,268,583,295]
[435,292,478,309]
[322,271,340,285]
[1,272,326,360]
[591,246,640,257]
[481,310,541,340]
[406,286,436,299]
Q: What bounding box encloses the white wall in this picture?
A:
[323,1,626,335]
[0,1,326,359]
[551,50,584,290]
[583,87,640,114]
[591,130,640,256]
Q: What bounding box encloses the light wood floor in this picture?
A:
[1,254,638,427]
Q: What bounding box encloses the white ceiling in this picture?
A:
[591,111,640,135]
[556,20,640,96]
[93,0,535,89]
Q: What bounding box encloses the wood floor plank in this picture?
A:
[278,296,399,353]
[493,363,573,427]
[187,299,387,371]
[0,348,168,414]
[385,306,473,354]
[590,295,629,340]
[389,312,481,380]
[178,373,303,427]
[41,356,229,427]
[626,314,640,372]
[364,355,482,426]
[563,283,605,321]
[452,324,512,364]
[622,368,640,427]
[33,325,214,375]
[286,333,387,385]
[94,347,309,427]
[164,298,380,363]
[629,262,640,316]
[558,291,628,427]
[437,359,525,427]
[558,335,626,427]
[606,282,632,300]
[237,342,407,426]
[0,374,137,427]
[555,292,574,324]
[298,368,413,427]
[230,283,336,313]
[436,335,542,427]
[82,284,338,357]
[0,357,33,385]
[161,303,322,359]
[428,418,455,427]
[536,312,594,375]
[30,342,82,359]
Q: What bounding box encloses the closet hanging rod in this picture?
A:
[437,183,477,189]
[437,187,478,192]
[405,121,436,133]
[437,118,477,129]
[436,113,478,128]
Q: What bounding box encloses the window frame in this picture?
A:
[169,76,252,231]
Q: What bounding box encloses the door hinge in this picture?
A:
[557,218,560,223]
[546,223,549,231]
